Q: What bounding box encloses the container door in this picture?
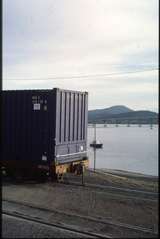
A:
[55,89,88,164]
[31,93,49,165]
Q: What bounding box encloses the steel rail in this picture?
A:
[3,199,158,236]
[3,211,111,239]
[63,172,158,196]
[85,183,158,195]
[59,180,158,202]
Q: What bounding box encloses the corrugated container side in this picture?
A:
[2,90,53,168]
[55,89,88,164]
[2,88,88,174]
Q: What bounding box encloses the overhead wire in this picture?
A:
[4,68,158,81]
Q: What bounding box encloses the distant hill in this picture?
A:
[88,106,158,124]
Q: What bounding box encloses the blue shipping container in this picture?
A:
[1,88,88,177]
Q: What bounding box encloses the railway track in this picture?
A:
[86,183,158,195]
[87,169,158,195]
[2,176,157,202]
[3,199,158,238]
[58,180,158,202]
[3,211,110,238]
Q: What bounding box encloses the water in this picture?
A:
[87,125,158,176]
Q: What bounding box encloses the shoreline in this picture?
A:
[92,168,158,179]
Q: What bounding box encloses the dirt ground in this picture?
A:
[2,169,159,237]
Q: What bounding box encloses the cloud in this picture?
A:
[3,0,158,112]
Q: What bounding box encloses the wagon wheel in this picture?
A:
[76,164,83,175]
[57,173,64,183]
[6,168,23,183]
[35,170,47,182]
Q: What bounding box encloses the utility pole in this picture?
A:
[138,119,142,127]
[94,147,96,172]
[94,123,96,172]
[150,118,153,129]
[81,163,85,186]
[89,123,102,172]
[94,123,96,142]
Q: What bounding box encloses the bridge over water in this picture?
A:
[88,123,156,129]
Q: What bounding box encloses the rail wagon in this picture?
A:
[1,88,89,181]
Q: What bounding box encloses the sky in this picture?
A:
[3,0,159,111]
